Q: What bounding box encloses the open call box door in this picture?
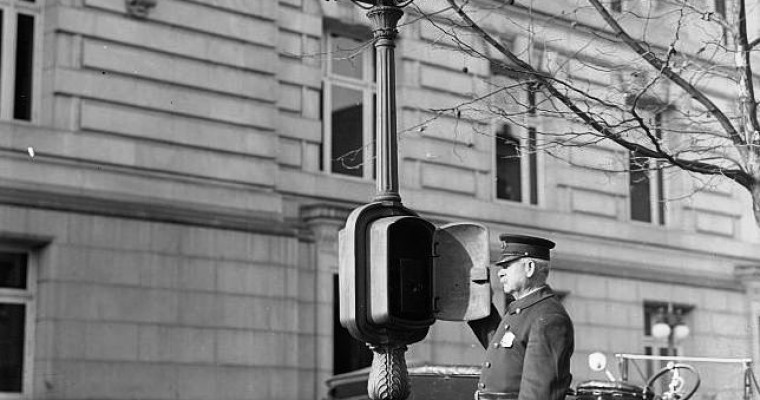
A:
[433,223,491,321]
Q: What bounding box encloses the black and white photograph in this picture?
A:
[1,0,760,399]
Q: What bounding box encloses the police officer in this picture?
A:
[468,234,574,400]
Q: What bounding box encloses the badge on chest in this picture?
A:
[499,330,516,348]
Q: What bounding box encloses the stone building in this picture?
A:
[1,0,759,399]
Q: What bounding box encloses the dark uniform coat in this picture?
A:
[469,286,574,400]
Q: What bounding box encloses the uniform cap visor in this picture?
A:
[495,254,527,265]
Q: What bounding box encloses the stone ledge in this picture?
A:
[0,183,295,237]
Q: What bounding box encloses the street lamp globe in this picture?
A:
[673,323,690,340]
[651,321,671,339]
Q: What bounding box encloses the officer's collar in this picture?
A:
[507,285,555,315]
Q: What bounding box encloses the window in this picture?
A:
[332,274,372,374]
[0,0,39,122]
[322,32,375,178]
[0,251,34,397]
[642,302,692,378]
[629,115,665,224]
[714,0,729,44]
[610,0,622,12]
[715,0,726,17]
[495,125,539,204]
[490,69,541,205]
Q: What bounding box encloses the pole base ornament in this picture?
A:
[367,345,411,400]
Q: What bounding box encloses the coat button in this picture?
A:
[478,383,485,389]
[515,308,521,314]
[492,342,499,348]
[483,361,491,368]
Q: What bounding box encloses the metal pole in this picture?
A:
[364,3,408,400]
[619,357,629,382]
[744,361,753,400]
[368,2,403,204]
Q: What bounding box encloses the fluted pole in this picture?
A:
[365,2,410,400]
[368,3,403,204]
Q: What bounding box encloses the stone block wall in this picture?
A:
[0,1,757,400]
[0,204,311,400]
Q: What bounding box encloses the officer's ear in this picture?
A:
[525,260,536,278]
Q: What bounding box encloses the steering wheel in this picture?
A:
[646,363,701,400]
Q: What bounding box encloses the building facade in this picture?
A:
[1,0,759,399]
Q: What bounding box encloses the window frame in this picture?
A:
[321,32,376,180]
[629,114,666,225]
[0,247,36,400]
[642,302,693,380]
[493,84,543,206]
[0,0,42,123]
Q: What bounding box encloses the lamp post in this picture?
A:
[651,303,690,356]
[337,1,416,400]
[344,0,414,204]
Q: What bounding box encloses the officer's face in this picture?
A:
[496,259,529,296]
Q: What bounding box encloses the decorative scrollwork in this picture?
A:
[367,5,404,42]
[346,0,416,9]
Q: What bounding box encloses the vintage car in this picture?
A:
[325,354,706,400]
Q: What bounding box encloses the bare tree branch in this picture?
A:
[735,0,760,144]
[749,37,760,51]
[584,0,748,155]
[443,0,752,188]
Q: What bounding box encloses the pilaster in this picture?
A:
[301,204,351,399]
[735,264,760,366]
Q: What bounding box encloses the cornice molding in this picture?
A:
[735,264,760,281]
[0,185,297,237]
[555,256,743,292]
[301,203,353,225]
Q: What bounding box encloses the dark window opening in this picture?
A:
[630,152,651,222]
[0,11,3,106]
[654,115,666,225]
[14,14,34,121]
[333,275,372,374]
[528,127,538,205]
[715,0,726,16]
[319,84,324,171]
[331,86,363,177]
[496,125,522,202]
[0,252,29,394]
[0,303,24,392]
[656,168,665,225]
[0,253,27,289]
[527,82,539,116]
[611,0,622,12]
[644,346,654,378]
